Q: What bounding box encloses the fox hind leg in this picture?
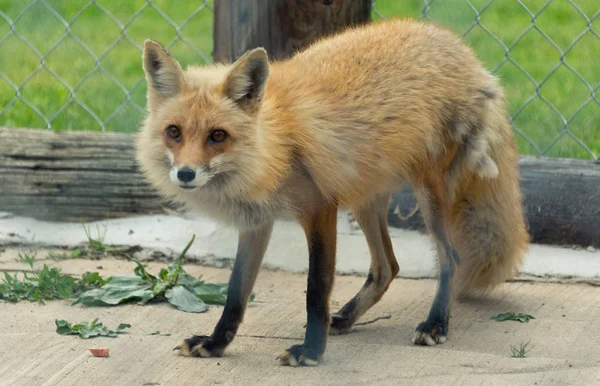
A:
[412,181,460,346]
[330,193,399,335]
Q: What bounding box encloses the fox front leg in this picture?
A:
[175,221,273,357]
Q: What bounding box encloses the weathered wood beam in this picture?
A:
[1,128,598,248]
[0,128,167,222]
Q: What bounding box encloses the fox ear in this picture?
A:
[142,40,185,101]
[222,48,270,111]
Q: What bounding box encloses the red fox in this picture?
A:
[136,18,529,366]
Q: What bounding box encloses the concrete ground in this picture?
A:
[1,213,599,385]
[1,213,599,279]
[1,247,599,385]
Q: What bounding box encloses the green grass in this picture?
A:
[0,252,105,302]
[0,0,213,132]
[0,0,598,159]
[510,340,533,358]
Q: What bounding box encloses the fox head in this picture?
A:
[136,40,278,202]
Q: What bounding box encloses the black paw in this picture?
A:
[329,313,354,335]
[277,344,322,367]
[412,321,447,346]
[174,335,224,357]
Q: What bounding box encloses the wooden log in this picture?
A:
[0,127,167,222]
[1,131,598,247]
[213,0,372,62]
[387,157,600,248]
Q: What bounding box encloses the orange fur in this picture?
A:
[137,18,529,358]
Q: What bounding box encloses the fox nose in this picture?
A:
[177,167,196,183]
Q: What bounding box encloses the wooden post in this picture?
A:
[213,0,372,62]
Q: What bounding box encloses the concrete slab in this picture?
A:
[1,213,599,279]
[0,253,599,385]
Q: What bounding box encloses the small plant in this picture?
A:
[510,340,532,358]
[79,224,140,258]
[491,312,535,323]
[82,224,108,252]
[0,254,106,303]
[56,318,131,339]
[73,235,249,313]
[18,252,36,266]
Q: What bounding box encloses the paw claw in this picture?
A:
[176,335,221,358]
[277,352,299,367]
[413,321,447,346]
[277,344,322,367]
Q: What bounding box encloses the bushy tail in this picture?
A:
[446,76,503,203]
[449,95,529,294]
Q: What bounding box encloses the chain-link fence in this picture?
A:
[0,0,598,159]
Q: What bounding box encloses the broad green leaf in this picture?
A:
[152,281,168,296]
[189,283,229,305]
[491,312,535,323]
[176,271,203,287]
[79,327,94,339]
[55,319,73,335]
[106,275,146,284]
[166,261,181,283]
[188,283,257,305]
[138,290,155,305]
[73,275,154,306]
[165,285,207,313]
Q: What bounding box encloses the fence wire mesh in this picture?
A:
[0,0,598,159]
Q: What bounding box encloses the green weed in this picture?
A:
[510,340,533,358]
[82,224,108,252]
[0,254,106,302]
[491,312,535,323]
[56,318,131,339]
[73,234,248,313]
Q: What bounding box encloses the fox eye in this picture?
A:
[165,125,181,141]
[209,129,227,144]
